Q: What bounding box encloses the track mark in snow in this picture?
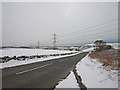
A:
[16,63,52,75]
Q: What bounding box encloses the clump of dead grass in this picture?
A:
[89,49,119,70]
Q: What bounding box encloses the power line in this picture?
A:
[59,18,118,37]
[58,9,118,37]
[60,24,118,41]
[62,29,117,43]
[58,28,118,45]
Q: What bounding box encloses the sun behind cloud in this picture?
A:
[64,12,69,16]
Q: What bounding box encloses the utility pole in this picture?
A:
[53,34,57,49]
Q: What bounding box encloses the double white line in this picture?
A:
[16,63,52,75]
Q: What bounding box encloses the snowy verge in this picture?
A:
[55,71,79,88]
[76,54,118,88]
[0,52,79,69]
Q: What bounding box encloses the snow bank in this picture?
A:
[55,71,79,88]
[76,54,118,88]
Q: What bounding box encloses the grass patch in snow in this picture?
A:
[89,49,119,70]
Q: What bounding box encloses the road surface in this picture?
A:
[2,52,88,89]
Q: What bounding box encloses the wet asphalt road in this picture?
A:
[2,52,88,89]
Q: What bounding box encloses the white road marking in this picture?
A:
[16,63,52,75]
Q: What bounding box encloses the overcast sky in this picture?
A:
[2,2,118,46]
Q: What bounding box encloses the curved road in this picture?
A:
[2,52,88,89]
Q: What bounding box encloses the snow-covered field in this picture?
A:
[0,48,76,57]
[0,48,78,69]
[107,43,119,49]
